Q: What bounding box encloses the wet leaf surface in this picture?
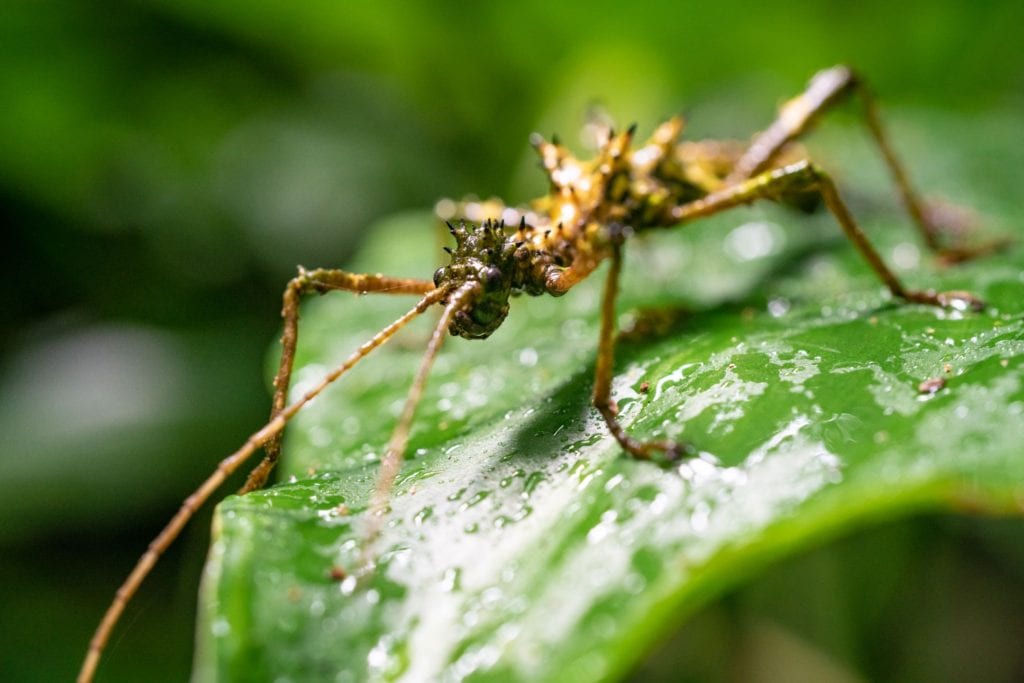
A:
[198,115,1024,682]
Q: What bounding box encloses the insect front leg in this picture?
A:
[673,160,984,311]
[79,286,444,683]
[726,65,1008,264]
[241,269,435,494]
[592,243,692,462]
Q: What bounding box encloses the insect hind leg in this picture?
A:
[673,160,984,312]
[727,65,1008,264]
[241,268,434,494]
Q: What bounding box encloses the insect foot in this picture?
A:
[935,241,1014,267]
[657,440,698,465]
[920,198,1013,266]
[595,398,696,465]
[903,289,986,312]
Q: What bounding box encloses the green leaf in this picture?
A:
[197,113,1024,682]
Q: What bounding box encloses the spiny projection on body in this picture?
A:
[79,65,1004,682]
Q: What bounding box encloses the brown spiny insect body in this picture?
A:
[442,117,760,300]
[433,117,813,350]
[80,66,1001,682]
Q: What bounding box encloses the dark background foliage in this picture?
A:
[1,1,1021,680]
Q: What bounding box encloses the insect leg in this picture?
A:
[78,289,443,683]
[673,160,984,311]
[726,66,859,183]
[241,269,435,494]
[361,282,478,561]
[592,243,690,462]
[726,65,1008,263]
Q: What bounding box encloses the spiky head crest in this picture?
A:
[434,219,521,339]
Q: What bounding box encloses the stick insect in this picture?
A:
[79,65,1002,682]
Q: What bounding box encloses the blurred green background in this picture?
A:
[1,1,1022,681]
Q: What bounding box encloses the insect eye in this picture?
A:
[433,267,446,287]
[484,266,503,288]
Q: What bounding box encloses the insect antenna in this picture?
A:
[361,281,479,562]
[78,286,446,683]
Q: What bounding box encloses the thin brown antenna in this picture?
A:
[362,282,478,561]
[78,287,445,683]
